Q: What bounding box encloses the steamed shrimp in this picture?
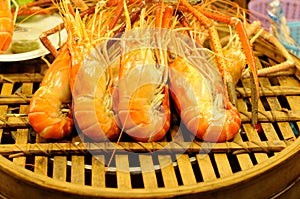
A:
[0,0,14,54]
[168,56,241,142]
[28,44,73,139]
[117,48,171,142]
[59,1,121,141]
[115,4,171,142]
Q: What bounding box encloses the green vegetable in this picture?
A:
[11,40,40,54]
[12,0,35,8]
[12,0,37,22]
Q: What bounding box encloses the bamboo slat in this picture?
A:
[233,134,254,170]
[0,140,286,157]
[236,85,300,98]
[1,109,300,128]
[243,124,269,164]
[13,83,32,167]
[0,73,43,83]
[238,94,270,164]
[53,156,67,182]
[176,154,196,185]
[71,136,85,185]
[0,83,13,143]
[34,136,48,176]
[214,154,233,178]
[232,77,253,171]
[91,155,106,187]
[260,75,297,141]
[196,154,217,182]
[139,155,158,189]
[158,155,178,188]
[34,155,48,176]
[71,155,85,185]
[277,76,300,137]
[116,155,131,190]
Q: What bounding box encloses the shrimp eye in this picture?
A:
[168,52,177,62]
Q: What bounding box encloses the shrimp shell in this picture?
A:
[168,56,241,142]
[28,44,73,139]
[0,0,14,54]
[117,48,171,142]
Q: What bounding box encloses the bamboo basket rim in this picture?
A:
[0,136,299,198]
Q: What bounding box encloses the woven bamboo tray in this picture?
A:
[0,36,300,199]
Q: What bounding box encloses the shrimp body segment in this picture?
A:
[72,46,120,141]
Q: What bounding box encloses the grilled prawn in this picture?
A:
[0,0,15,54]
[168,56,241,142]
[28,44,73,139]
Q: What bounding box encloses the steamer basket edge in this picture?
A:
[0,137,299,199]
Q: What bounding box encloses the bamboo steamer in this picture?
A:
[1,23,300,199]
[0,138,299,199]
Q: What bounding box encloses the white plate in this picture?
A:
[0,13,67,62]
